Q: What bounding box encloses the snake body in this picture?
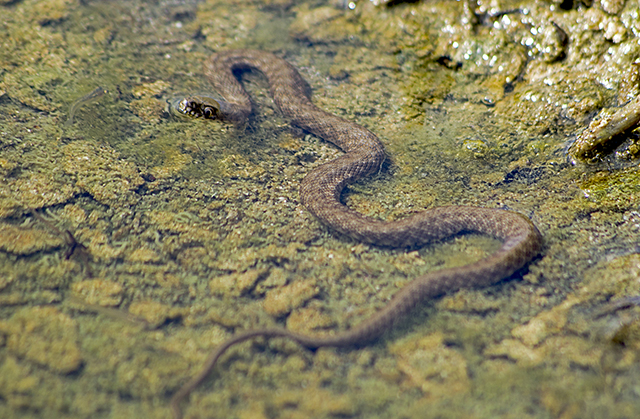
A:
[170,50,543,418]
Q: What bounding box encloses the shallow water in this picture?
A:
[1,0,640,418]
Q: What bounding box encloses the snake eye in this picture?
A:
[203,107,216,119]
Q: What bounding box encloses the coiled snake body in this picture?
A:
[170,49,543,418]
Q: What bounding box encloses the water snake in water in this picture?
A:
[169,49,543,418]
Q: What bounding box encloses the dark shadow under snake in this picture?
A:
[169,49,543,418]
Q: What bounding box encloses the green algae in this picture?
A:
[580,167,640,210]
[1,0,640,418]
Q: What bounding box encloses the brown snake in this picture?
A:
[169,49,543,418]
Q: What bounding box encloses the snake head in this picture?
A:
[170,95,222,120]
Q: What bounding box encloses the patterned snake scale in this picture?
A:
[170,49,543,418]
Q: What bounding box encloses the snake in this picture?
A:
[169,49,543,418]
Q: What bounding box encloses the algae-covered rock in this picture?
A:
[61,141,144,206]
[263,279,319,316]
[389,331,470,398]
[71,279,124,307]
[0,223,65,255]
[0,306,82,373]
